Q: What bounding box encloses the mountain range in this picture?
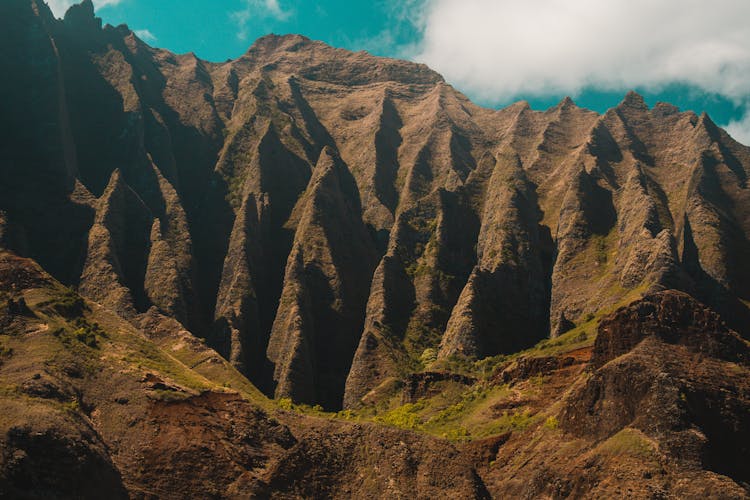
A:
[1,1,749,497]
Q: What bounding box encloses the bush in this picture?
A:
[53,318,106,349]
[374,401,426,430]
[593,234,608,265]
[54,289,86,318]
[429,386,489,425]
[420,348,438,367]
[443,427,470,442]
[600,428,656,457]
[404,323,441,359]
[73,327,97,348]
[62,399,80,412]
[277,397,294,410]
[483,410,538,435]
[336,409,357,420]
[543,415,559,430]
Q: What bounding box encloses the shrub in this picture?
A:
[600,428,656,458]
[373,401,426,430]
[420,348,437,367]
[403,322,442,359]
[591,234,609,265]
[62,398,80,412]
[544,416,559,430]
[73,327,97,348]
[443,427,470,442]
[429,386,489,425]
[277,397,294,411]
[54,289,86,318]
[53,318,106,349]
[483,410,537,435]
[529,375,545,387]
[336,409,357,420]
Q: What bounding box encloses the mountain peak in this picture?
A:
[618,90,648,110]
[699,110,716,126]
[559,96,575,108]
[63,0,101,31]
[652,102,681,117]
[247,33,314,54]
[696,111,722,142]
[239,32,443,87]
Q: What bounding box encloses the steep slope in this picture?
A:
[266,147,377,409]
[1,0,749,415]
[5,245,745,497]
[0,250,490,498]
[2,2,750,497]
[438,154,551,359]
[356,291,750,498]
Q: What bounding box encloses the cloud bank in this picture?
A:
[46,0,122,18]
[726,110,750,146]
[413,0,750,106]
[134,29,157,43]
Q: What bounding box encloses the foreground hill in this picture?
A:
[1,252,748,497]
[0,251,491,498]
[1,1,749,497]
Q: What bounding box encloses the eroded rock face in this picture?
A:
[1,0,749,413]
[591,290,748,368]
[0,250,490,499]
[2,425,128,499]
[561,291,750,485]
[79,170,152,318]
[123,392,297,497]
[264,147,378,408]
[0,3,748,489]
[121,391,492,499]
[438,157,551,359]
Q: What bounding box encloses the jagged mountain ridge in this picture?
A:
[1,0,749,411]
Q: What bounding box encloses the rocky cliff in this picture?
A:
[2,1,749,413]
[1,2,750,496]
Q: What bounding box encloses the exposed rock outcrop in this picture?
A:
[79,170,152,318]
[266,147,378,409]
[0,250,489,499]
[439,156,551,359]
[2,0,749,414]
[590,290,748,369]
[561,291,750,486]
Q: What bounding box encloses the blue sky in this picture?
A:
[48,0,750,145]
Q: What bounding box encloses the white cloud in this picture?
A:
[411,0,750,105]
[726,109,750,146]
[134,29,157,43]
[350,0,429,59]
[46,0,123,18]
[232,0,292,41]
[262,0,287,20]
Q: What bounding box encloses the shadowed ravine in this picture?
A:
[2,1,749,412]
[1,1,750,498]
